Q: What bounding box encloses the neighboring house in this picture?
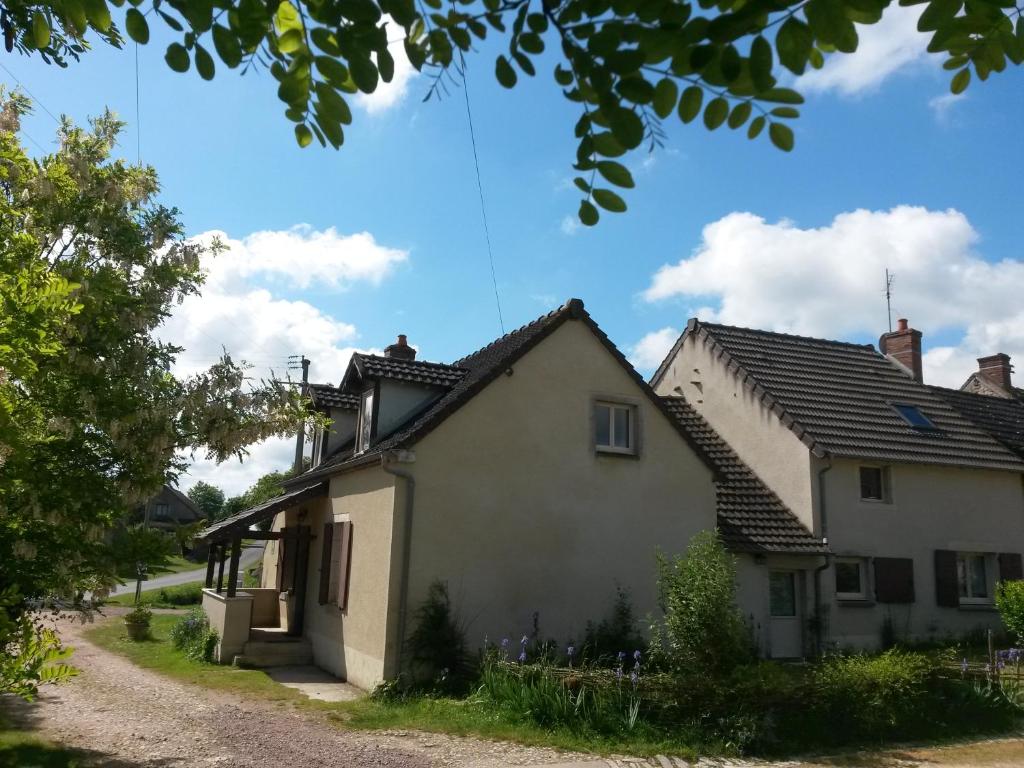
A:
[652,318,1024,652]
[198,299,820,687]
[137,485,204,532]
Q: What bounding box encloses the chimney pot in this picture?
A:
[384,334,416,361]
[977,353,1013,391]
[879,319,923,382]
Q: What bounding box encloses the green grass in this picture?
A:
[104,580,204,608]
[157,555,205,575]
[0,716,85,768]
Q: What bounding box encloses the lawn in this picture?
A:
[157,555,205,575]
[104,581,204,608]
[0,715,84,768]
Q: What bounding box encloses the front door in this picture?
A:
[768,570,803,659]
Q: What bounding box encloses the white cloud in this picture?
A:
[629,327,680,372]
[929,92,966,121]
[355,28,418,114]
[643,206,1024,387]
[560,215,580,236]
[162,226,406,495]
[798,6,933,96]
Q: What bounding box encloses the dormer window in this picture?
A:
[891,403,936,430]
[357,388,374,453]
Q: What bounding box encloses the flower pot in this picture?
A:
[124,619,150,641]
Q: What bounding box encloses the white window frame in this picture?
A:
[593,401,637,455]
[834,557,868,601]
[859,465,891,503]
[957,552,994,605]
[356,387,374,454]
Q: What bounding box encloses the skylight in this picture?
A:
[892,403,937,430]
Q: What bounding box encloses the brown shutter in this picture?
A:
[318,523,334,604]
[934,549,959,607]
[999,553,1024,582]
[337,522,353,611]
[874,557,915,603]
[281,535,296,592]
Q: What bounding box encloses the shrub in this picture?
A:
[649,531,752,679]
[997,580,1024,644]
[170,607,218,663]
[153,583,203,606]
[406,580,470,692]
[583,586,645,663]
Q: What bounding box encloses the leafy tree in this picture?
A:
[0,96,316,695]
[1,1,1020,223]
[220,466,299,523]
[188,480,226,521]
[997,580,1024,645]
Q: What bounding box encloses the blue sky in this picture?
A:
[6,7,1022,493]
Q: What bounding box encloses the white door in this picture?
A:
[768,570,802,658]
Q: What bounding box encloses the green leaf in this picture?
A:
[703,97,729,130]
[124,8,149,44]
[720,44,741,82]
[83,0,112,32]
[727,101,752,129]
[776,18,813,75]
[573,176,591,193]
[678,86,703,123]
[194,44,215,80]
[277,29,304,55]
[769,122,794,151]
[315,83,353,124]
[805,0,851,46]
[554,64,574,87]
[339,0,383,23]
[919,0,962,32]
[770,106,800,118]
[274,1,303,35]
[747,115,766,139]
[593,188,627,213]
[350,56,379,94]
[608,108,645,149]
[579,199,599,226]
[165,43,190,73]
[212,24,242,68]
[761,87,804,104]
[617,76,655,105]
[495,55,517,88]
[652,78,677,120]
[316,57,350,87]
[750,36,773,92]
[950,67,971,94]
[592,132,627,158]
[295,124,313,148]
[31,13,51,49]
[597,160,635,189]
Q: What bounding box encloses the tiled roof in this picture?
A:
[347,354,466,387]
[289,299,719,485]
[199,482,327,541]
[307,383,360,410]
[662,397,826,554]
[665,321,1024,473]
[932,387,1024,459]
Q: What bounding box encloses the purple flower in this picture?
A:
[630,670,639,688]
[617,651,626,662]
[518,650,527,664]
[961,658,969,673]
[567,645,575,657]
[633,649,642,662]
[616,665,623,681]
[501,637,509,648]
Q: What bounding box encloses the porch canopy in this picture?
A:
[197,481,326,597]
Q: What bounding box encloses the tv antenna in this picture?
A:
[885,269,895,333]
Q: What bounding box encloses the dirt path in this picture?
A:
[8,614,1024,768]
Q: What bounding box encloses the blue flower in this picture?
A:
[617,651,626,662]
[961,658,969,673]
[633,649,642,662]
[521,635,529,645]
[501,637,510,648]
[567,645,575,657]
[518,650,527,663]
[630,670,639,688]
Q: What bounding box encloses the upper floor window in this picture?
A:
[891,403,937,430]
[859,466,890,503]
[594,401,636,455]
[357,388,374,453]
[153,502,170,520]
[957,552,991,603]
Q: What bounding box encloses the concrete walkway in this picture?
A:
[110,542,265,596]
[265,665,362,703]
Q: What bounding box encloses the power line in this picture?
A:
[134,42,142,163]
[0,61,60,124]
[458,51,504,335]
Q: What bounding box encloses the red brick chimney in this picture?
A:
[879,318,923,382]
[384,334,416,361]
[977,353,1013,391]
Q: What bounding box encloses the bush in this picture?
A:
[169,607,218,663]
[649,531,752,679]
[582,586,645,663]
[153,583,203,606]
[406,580,470,692]
[997,580,1024,644]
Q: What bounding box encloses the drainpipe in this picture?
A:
[813,458,833,656]
[381,450,416,678]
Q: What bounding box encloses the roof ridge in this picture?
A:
[452,299,578,367]
[698,320,877,352]
[352,352,467,371]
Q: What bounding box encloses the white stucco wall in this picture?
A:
[400,318,719,653]
[377,380,444,440]
[654,332,818,533]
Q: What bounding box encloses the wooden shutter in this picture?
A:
[337,521,353,611]
[318,523,334,604]
[934,550,959,607]
[280,535,296,592]
[874,557,915,603]
[999,553,1024,582]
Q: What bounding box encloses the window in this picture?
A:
[892,403,937,430]
[769,571,797,617]
[859,466,890,502]
[594,401,636,454]
[318,521,353,610]
[152,502,170,520]
[957,553,991,603]
[356,388,374,453]
[835,558,867,600]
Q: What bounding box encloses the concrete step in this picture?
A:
[248,627,293,643]
[234,638,313,668]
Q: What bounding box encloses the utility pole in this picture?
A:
[291,355,310,474]
[885,269,895,333]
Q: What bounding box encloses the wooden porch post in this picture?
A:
[204,546,216,589]
[291,526,311,636]
[216,543,226,594]
[227,537,242,598]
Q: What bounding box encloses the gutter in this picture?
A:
[812,458,833,656]
[381,450,416,678]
